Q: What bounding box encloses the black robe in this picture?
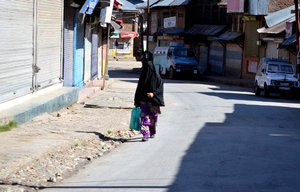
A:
[134,60,165,107]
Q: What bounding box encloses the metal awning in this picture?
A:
[185,25,226,36]
[210,31,243,41]
[154,27,185,35]
[279,34,296,48]
[151,0,191,7]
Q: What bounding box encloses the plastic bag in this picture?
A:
[130,107,141,131]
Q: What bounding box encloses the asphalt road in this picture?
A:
[43,68,300,192]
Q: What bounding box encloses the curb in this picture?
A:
[0,87,78,126]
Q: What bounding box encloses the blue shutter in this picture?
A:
[73,11,84,87]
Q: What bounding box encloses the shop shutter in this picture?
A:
[98,28,103,78]
[84,23,92,83]
[209,42,224,75]
[35,0,63,89]
[199,45,208,74]
[226,43,242,77]
[63,6,74,87]
[91,27,99,79]
[73,11,84,87]
[0,1,34,103]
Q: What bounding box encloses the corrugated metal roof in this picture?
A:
[117,0,140,11]
[154,27,184,35]
[152,0,174,7]
[280,34,296,46]
[265,5,294,27]
[185,25,226,36]
[136,0,160,9]
[257,16,295,34]
[212,31,243,41]
[170,0,191,6]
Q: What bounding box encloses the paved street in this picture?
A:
[43,61,300,192]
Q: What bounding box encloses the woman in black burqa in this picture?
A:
[134,52,165,141]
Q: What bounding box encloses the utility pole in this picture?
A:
[146,0,150,52]
[295,0,300,80]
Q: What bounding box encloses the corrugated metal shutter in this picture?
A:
[225,43,242,77]
[36,0,63,89]
[199,45,208,74]
[84,23,92,82]
[91,27,98,79]
[266,42,278,58]
[0,1,34,103]
[73,11,84,87]
[98,27,103,78]
[209,42,224,75]
[63,6,74,87]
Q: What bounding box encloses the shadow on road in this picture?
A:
[168,103,300,192]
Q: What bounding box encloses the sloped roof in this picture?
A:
[185,25,226,36]
[264,5,294,27]
[212,31,243,41]
[154,27,185,35]
[257,16,295,34]
[280,34,296,47]
[118,0,142,11]
[152,0,191,7]
[136,0,191,8]
[136,0,159,9]
[268,0,294,13]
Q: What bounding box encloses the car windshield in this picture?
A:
[173,48,194,57]
[267,63,294,74]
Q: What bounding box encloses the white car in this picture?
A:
[254,57,300,97]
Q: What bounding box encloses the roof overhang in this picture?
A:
[257,17,295,34]
[185,25,226,36]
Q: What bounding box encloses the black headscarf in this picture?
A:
[134,52,165,107]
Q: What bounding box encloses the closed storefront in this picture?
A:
[91,27,99,79]
[225,43,242,77]
[199,45,208,74]
[0,1,34,103]
[73,10,85,87]
[209,42,224,75]
[63,5,74,87]
[35,0,63,89]
[84,22,92,83]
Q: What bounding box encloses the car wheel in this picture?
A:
[263,83,269,97]
[169,67,175,79]
[254,82,261,96]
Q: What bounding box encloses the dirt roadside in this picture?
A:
[0,60,142,192]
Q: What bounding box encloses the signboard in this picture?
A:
[227,0,244,13]
[248,60,257,73]
[164,16,176,28]
[80,0,100,15]
[120,32,138,38]
[100,0,114,27]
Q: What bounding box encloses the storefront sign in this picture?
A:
[164,16,176,28]
[120,32,138,38]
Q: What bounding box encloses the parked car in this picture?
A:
[153,44,199,79]
[254,57,300,97]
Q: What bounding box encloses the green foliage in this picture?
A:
[0,120,17,132]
